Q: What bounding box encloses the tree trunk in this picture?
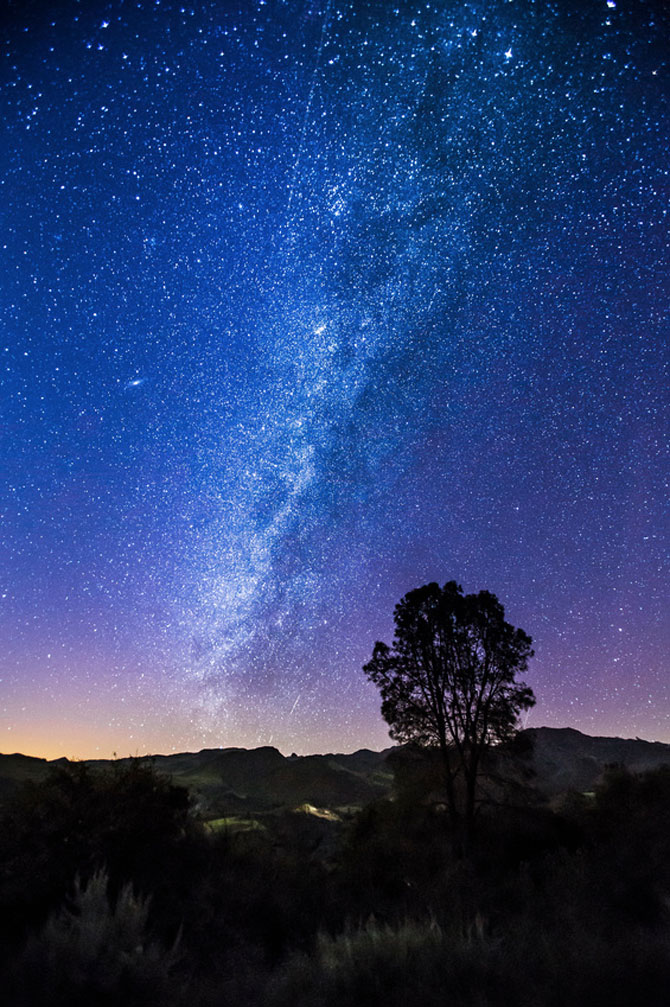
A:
[438,739,471,857]
[463,749,480,853]
[438,739,459,833]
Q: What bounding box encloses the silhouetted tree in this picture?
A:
[364,581,535,847]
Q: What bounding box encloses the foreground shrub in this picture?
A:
[9,870,181,1007]
[266,908,670,1007]
[267,918,492,1007]
[0,759,200,947]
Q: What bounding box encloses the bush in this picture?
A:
[0,759,201,950]
[268,918,456,1007]
[8,870,181,1007]
[267,907,670,1007]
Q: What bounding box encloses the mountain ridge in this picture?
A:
[3,727,670,812]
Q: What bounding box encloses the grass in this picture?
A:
[205,816,265,833]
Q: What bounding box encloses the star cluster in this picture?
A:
[1,0,668,757]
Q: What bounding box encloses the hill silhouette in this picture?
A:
[0,744,395,817]
[525,726,670,796]
[3,728,670,815]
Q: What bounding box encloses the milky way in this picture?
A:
[1,0,668,757]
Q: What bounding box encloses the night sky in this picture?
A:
[1,0,668,759]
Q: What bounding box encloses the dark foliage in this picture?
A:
[2,750,670,1005]
[0,759,199,951]
[364,581,535,842]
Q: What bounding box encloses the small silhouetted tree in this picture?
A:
[364,581,535,848]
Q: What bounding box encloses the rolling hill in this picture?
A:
[3,727,670,816]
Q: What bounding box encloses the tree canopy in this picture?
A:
[364,581,535,841]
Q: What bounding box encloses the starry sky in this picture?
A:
[1,0,668,759]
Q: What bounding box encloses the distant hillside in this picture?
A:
[0,745,395,817]
[2,728,670,813]
[523,727,670,796]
